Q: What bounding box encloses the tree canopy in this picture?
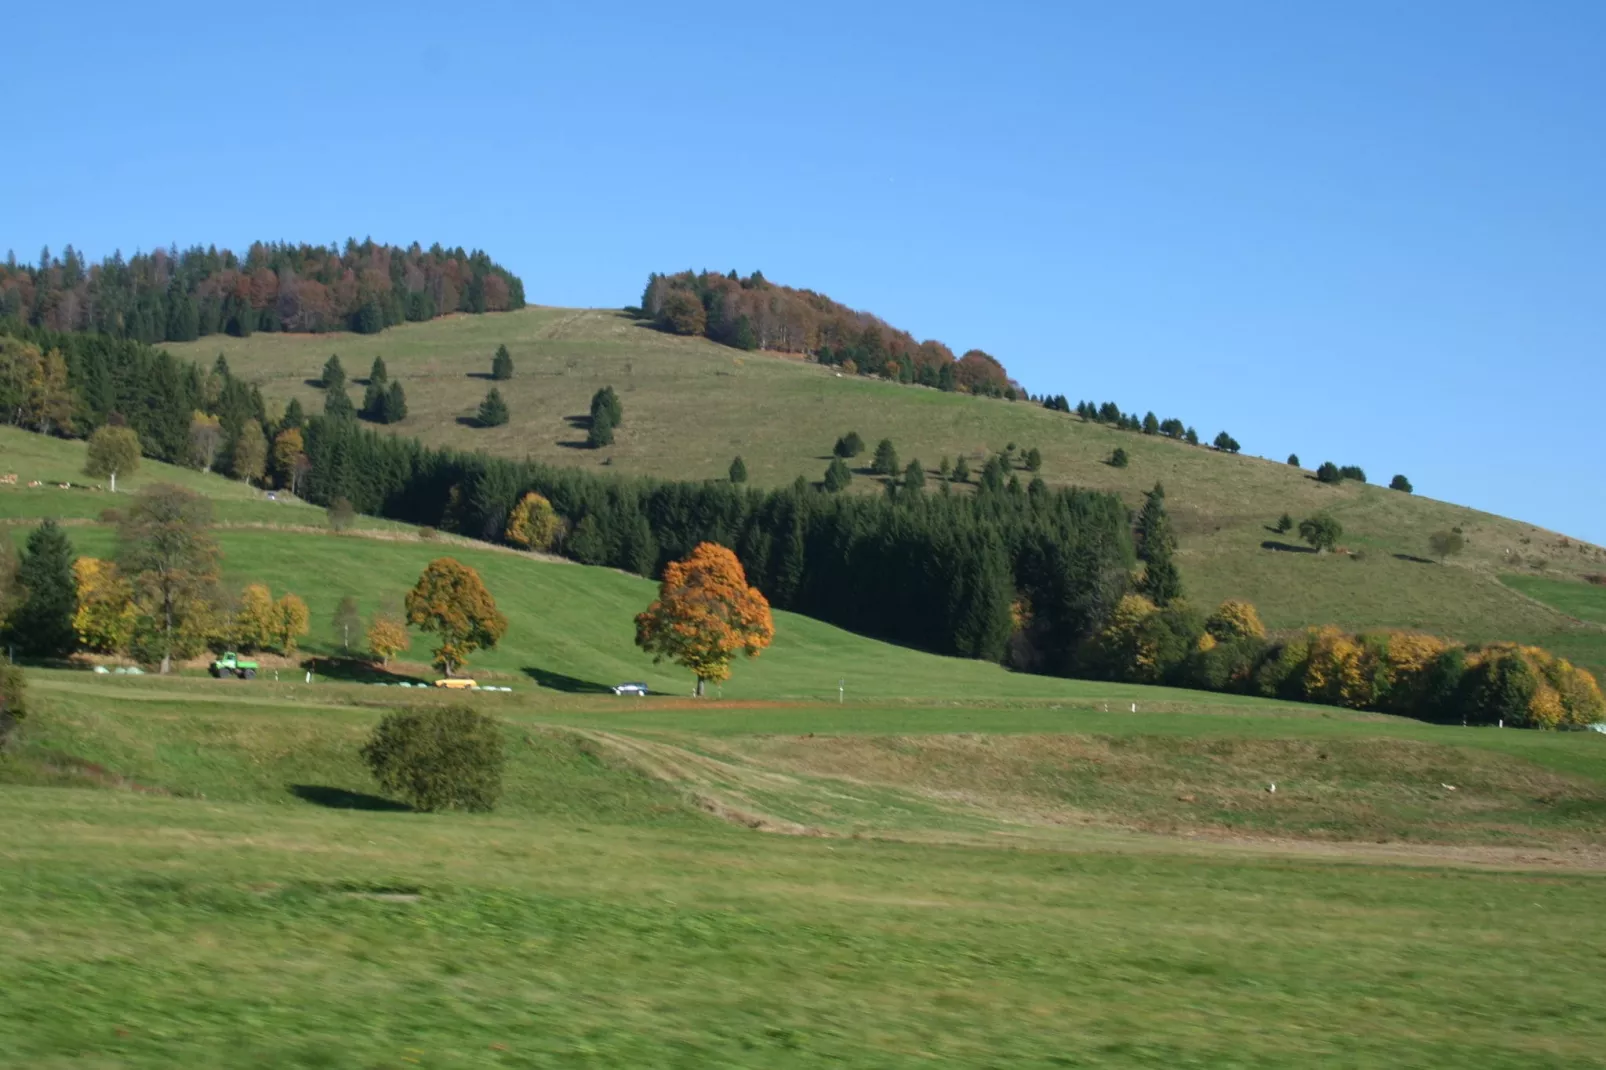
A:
[635,543,775,695]
[404,558,508,675]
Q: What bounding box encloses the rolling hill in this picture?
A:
[162,307,1606,678]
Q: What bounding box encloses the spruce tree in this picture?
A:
[586,409,613,447]
[871,439,899,476]
[1025,447,1042,472]
[833,431,865,458]
[589,386,623,427]
[361,359,389,419]
[729,456,748,484]
[324,384,355,420]
[824,457,852,492]
[903,459,925,493]
[952,456,971,484]
[321,354,345,391]
[383,380,408,423]
[491,344,514,381]
[1136,485,1183,606]
[477,387,509,428]
[10,519,78,657]
[281,397,305,430]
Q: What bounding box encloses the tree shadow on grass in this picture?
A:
[289,784,411,812]
[305,656,428,686]
[523,667,615,694]
[1261,540,1317,554]
[455,415,487,428]
[563,413,594,429]
[1394,553,1438,565]
[465,371,498,380]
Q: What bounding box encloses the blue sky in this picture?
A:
[6,1,1603,542]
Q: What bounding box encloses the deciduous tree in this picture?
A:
[367,613,411,667]
[117,484,220,674]
[190,412,223,472]
[232,423,267,485]
[1299,514,1343,553]
[233,583,277,651]
[1390,474,1413,493]
[273,593,310,655]
[84,425,141,492]
[504,492,562,551]
[1429,530,1465,562]
[332,594,363,652]
[404,558,508,676]
[634,542,774,696]
[72,557,137,654]
[271,428,305,493]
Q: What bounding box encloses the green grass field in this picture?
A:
[7,428,1606,1066]
[5,672,1606,1068]
[162,307,1606,672]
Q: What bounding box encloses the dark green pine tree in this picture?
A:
[587,409,614,447]
[952,455,971,484]
[361,357,389,420]
[324,384,355,421]
[979,455,1006,492]
[824,457,852,492]
[589,386,623,427]
[321,354,345,391]
[729,456,748,484]
[903,459,925,493]
[281,397,305,430]
[1134,483,1183,605]
[383,380,408,423]
[477,387,510,428]
[871,438,899,476]
[771,506,807,607]
[10,519,78,657]
[491,344,514,381]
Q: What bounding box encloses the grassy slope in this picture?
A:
[5,679,1606,1067]
[169,308,1606,667]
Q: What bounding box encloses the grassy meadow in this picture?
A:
[164,307,1606,673]
[6,425,1606,1066]
[5,671,1606,1068]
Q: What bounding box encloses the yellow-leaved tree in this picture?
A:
[73,558,137,653]
[504,492,562,551]
[366,613,411,667]
[405,558,508,676]
[273,594,310,656]
[234,583,277,651]
[1204,599,1266,642]
[634,542,774,696]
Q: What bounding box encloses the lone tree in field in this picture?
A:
[491,344,514,381]
[405,558,508,676]
[84,425,141,492]
[321,354,345,391]
[327,496,356,532]
[1109,447,1129,468]
[833,431,864,458]
[10,519,78,657]
[477,387,509,428]
[1429,530,1465,562]
[1287,453,1301,467]
[635,542,775,697]
[729,456,748,484]
[1299,514,1343,553]
[590,386,623,428]
[871,438,899,476]
[1275,512,1293,534]
[362,704,505,812]
[117,484,220,674]
[1390,474,1413,493]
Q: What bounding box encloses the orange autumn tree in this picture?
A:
[635,542,774,696]
[404,558,508,676]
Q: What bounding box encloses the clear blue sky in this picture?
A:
[6,1,1603,542]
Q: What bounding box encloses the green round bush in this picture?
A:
[361,704,505,812]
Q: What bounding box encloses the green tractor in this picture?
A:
[210,652,259,679]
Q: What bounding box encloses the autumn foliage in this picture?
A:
[366,614,411,667]
[504,492,562,552]
[405,558,508,675]
[635,543,774,695]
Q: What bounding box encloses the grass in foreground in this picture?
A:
[5,674,1606,1066]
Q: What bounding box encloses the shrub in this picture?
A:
[1429,530,1465,561]
[1109,447,1128,468]
[1299,514,1342,552]
[833,432,864,458]
[1339,465,1366,483]
[729,456,747,484]
[361,704,505,812]
[1287,454,1300,467]
[327,496,356,532]
[1390,474,1413,493]
[1024,447,1042,472]
[0,662,26,747]
[1274,513,1292,534]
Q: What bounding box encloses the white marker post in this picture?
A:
[838,679,845,704]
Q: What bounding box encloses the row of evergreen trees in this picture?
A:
[298,414,1137,666]
[1044,396,1243,453]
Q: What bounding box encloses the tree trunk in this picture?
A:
[694,676,706,698]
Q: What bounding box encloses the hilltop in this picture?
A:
[165,306,1606,678]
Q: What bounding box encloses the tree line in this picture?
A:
[1,239,525,342]
[640,270,1017,397]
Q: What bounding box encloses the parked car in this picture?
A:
[612,682,649,696]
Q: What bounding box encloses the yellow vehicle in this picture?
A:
[433,678,478,690]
